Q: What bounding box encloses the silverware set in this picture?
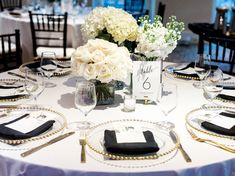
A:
[187,127,235,153]
[169,130,192,162]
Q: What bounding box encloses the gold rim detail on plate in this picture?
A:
[215,97,235,104]
[86,119,178,160]
[0,79,30,102]
[19,61,71,77]
[0,106,67,145]
[164,67,200,81]
[185,105,235,140]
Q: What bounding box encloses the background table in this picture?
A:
[0,11,85,63]
[0,63,235,176]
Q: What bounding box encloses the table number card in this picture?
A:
[132,61,162,101]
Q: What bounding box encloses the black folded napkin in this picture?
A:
[217,94,235,101]
[201,121,235,136]
[0,94,29,100]
[174,62,194,71]
[222,85,235,90]
[0,113,55,140]
[25,62,40,72]
[220,112,235,118]
[0,85,23,89]
[104,130,159,155]
[26,61,68,72]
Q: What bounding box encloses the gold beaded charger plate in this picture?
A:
[0,79,30,105]
[185,106,235,146]
[164,63,200,81]
[0,106,67,150]
[213,82,235,108]
[86,119,178,168]
[19,61,71,77]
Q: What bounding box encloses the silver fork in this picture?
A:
[187,128,235,153]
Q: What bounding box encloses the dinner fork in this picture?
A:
[79,131,86,163]
[187,128,235,153]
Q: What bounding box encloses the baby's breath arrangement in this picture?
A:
[135,15,185,61]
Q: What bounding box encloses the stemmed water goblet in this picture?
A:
[202,68,223,108]
[68,80,97,130]
[157,83,178,117]
[193,54,211,88]
[24,70,45,106]
[40,51,57,87]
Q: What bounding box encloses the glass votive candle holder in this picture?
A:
[123,94,136,112]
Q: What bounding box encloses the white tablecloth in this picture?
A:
[0,11,85,63]
[0,64,235,176]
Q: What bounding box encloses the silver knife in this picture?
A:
[8,72,37,82]
[169,130,192,162]
[21,131,75,157]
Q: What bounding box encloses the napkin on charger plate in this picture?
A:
[201,121,235,136]
[0,94,29,101]
[0,113,55,140]
[217,94,235,101]
[104,130,159,155]
[200,112,235,136]
[172,62,199,79]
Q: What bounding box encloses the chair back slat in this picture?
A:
[0,0,22,11]
[29,11,68,57]
[200,35,235,75]
[0,29,22,72]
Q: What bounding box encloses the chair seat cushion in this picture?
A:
[0,41,16,54]
[37,47,75,58]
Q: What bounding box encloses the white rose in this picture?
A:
[90,49,106,63]
[97,64,113,83]
[71,60,86,76]
[83,64,97,80]
[73,47,91,63]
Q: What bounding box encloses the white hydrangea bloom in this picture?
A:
[71,39,132,83]
[81,7,138,44]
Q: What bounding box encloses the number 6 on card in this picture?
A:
[132,61,162,102]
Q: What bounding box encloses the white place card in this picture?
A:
[132,61,162,101]
[175,67,196,75]
[6,116,49,134]
[116,131,146,143]
[196,114,235,129]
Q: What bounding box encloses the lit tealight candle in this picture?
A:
[123,95,136,112]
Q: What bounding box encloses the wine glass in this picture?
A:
[193,54,211,88]
[69,81,97,130]
[24,70,45,106]
[157,83,177,116]
[40,51,57,87]
[202,68,223,108]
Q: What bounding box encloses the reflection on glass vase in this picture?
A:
[93,80,115,105]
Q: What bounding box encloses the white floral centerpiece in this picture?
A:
[132,16,184,102]
[71,38,132,105]
[135,15,185,61]
[81,7,138,46]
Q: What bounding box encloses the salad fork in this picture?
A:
[187,128,235,153]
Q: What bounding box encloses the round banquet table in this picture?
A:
[0,63,235,176]
[0,10,85,63]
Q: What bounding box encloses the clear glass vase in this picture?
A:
[94,80,115,105]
